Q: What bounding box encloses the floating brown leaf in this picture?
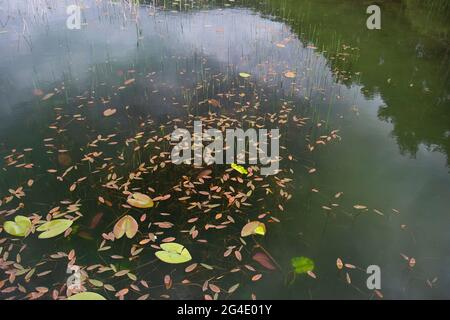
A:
[336,258,343,270]
[103,108,117,117]
[251,274,262,281]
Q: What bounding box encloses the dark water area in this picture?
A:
[0,0,449,300]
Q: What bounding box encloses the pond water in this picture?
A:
[0,0,449,300]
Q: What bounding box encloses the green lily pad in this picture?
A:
[67,292,106,300]
[37,219,73,239]
[3,215,32,237]
[155,242,192,264]
[291,256,315,274]
[231,163,248,175]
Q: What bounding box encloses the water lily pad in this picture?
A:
[67,292,106,300]
[239,72,251,78]
[291,256,315,274]
[231,163,248,175]
[241,221,266,237]
[252,252,276,270]
[4,215,32,237]
[127,192,154,209]
[37,219,73,239]
[155,242,192,264]
[113,215,138,239]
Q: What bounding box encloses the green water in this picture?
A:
[0,0,449,300]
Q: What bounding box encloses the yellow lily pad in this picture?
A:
[155,242,192,264]
[126,192,154,209]
[4,215,32,237]
[239,72,251,78]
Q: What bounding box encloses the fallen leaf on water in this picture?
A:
[239,72,251,78]
[33,88,44,96]
[234,250,242,261]
[89,279,103,287]
[374,290,383,299]
[336,258,343,270]
[67,292,106,300]
[4,216,32,237]
[208,99,221,108]
[252,274,262,281]
[164,275,172,289]
[185,263,197,273]
[37,219,73,239]
[373,209,384,216]
[42,92,55,101]
[291,256,314,274]
[197,169,212,179]
[115,288,129,298]
[209,284,220,293]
